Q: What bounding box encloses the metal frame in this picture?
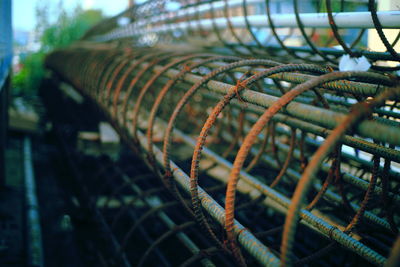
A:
[0,0,12,185]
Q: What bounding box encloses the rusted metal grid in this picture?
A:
[45,45,400,266]
[44,0,400,266]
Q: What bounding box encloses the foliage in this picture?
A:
[12,1,104,94]
[12,52,46,94]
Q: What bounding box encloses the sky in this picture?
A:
[13,0,131,32]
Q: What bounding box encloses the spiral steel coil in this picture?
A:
[44,0,400,266]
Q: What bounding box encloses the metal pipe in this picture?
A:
[103,11,400,42]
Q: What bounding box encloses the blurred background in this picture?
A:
[12,0,133,95]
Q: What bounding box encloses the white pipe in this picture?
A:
[100,11,400,41]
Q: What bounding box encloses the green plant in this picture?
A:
[12,1,104,95]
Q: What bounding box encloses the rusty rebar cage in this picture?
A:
[44,0,400,266]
